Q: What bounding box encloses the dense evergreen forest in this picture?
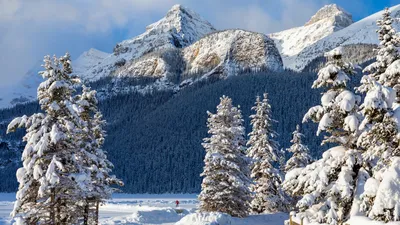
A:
[0,68,364,193]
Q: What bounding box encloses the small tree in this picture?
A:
[8,54,85,224]
[284,125,312,173]
[199,96,251,218]
[247,93,288,213]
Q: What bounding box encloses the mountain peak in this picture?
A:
[168,4,185,14]
[152,4,216,41]
[116,4,215,57]
[305,4,352,29]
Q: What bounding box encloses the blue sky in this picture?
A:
[0,0,398,86]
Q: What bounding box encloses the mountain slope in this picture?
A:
[0,67,366,193]
[270,4,353,69]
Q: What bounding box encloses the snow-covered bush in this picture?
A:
[283,146,362,224]
[199,96,251,218]
[175,212,233,225]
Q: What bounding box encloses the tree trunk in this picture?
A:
[50,188,55,225]
[95,201,99,225]
[56,198,61,225]
[84,200,89,225]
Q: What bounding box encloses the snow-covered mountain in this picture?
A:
[270,4,353,69]
[81,4,217,81]
[116,29,282,80]
[0,4,284,109]
[82,5,282,82]
[276,4,400,71]
[0,4,215,108]
[3,4,400,109]
[74,48,109,75]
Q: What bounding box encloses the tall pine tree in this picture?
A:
[247,93,288,213]
[8,54,85,224]
[199,96,251,218]
[76,86,123,224]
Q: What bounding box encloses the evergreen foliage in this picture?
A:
[284,125,312,173]
[199,96,251,218]
[247,94,288,213]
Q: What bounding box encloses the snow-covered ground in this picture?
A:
[1,193,399,224]
[0,193,288,225]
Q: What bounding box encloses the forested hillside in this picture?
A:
[0,69,363,193]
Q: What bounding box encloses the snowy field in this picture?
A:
[0,193,288,225]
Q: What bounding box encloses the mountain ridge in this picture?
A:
[2,4,400,109]
[0,4,283,109]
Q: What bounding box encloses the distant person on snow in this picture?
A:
[176,200,180,207]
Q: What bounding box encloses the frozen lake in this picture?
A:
[0,193,199,225]
[0,193,288,225]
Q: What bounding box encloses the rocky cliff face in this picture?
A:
[116,30,283,80]
[85,5,283,82]
[182,30,282,77]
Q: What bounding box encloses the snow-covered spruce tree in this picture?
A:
[7,53,86,224]
[355,9,400,221]
[76,86,123,224]
[303,47,361,148]
[246,93,289,213]
[284,47,363,224]
[284,125,312,173]
[199,96,251,218]
[360,8,400,103]
[357,78,400,222]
